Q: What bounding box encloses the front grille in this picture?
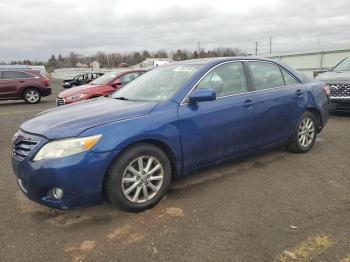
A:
[56,97,65,107]
[327,83,350,98]
[12,139,39,161]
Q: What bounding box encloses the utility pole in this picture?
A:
[254,41,259,56]
[269,36,272,54]
[197,41,201,54]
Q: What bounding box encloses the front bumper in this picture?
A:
[11,133,120,209]
[330,98,350,112]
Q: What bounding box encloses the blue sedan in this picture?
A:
[12,57,330,211]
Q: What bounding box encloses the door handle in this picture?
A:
[242,99,254,108]
[295,89,303,96]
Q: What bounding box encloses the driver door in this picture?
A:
[177,62,257,171]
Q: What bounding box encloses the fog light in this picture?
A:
[52,188,63,200]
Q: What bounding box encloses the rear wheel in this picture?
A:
[105,143,171,212]
[287,111,317,153]
[23,88,41,104]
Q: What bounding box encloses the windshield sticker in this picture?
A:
[174,67,196,72]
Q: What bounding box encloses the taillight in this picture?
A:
[323,85,331,97]
[42,78,49,86]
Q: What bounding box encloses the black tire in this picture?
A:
[287,111,317,153]
[23,88,41,104]
[104,143,172,212]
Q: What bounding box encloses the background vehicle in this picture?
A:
[62,73,104,88]
[0,69,51,103]
[57,69,147,106]
[316,57,350,111]
[12,58,329,212]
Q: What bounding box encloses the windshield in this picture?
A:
[90,71,118,85]
[111,64,201,102]
[333,57,350,72]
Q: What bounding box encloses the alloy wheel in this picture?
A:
[26,90,40,103]
[297,117,315,148]
[121,156,164,203]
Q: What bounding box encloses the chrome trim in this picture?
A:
[180,59,301,105]
[17,178,28,194]
[330,97,350,100]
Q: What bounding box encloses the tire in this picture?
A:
[287,111,317,153]
[23,88,41,104]
[105,143,172,212]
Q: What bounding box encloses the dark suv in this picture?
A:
[0,69,51,103]
[63,73,104,88]
[316,57,350,111]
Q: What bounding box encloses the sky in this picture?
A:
[0,0,350,61]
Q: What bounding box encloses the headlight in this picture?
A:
[66,94,88,101]
[33,135,102,161]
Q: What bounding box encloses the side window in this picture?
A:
[19,72,34,78]
[249,62,285,90]
[1,71,22,79]
[119,72,140,84]
[281,69,299,85]
[197,62,248,97]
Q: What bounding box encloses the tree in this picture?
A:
[68,52,78,67]
[142,50,151,59]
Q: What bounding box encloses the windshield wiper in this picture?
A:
[114,96,130,101]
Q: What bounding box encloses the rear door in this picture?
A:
[0,71,22,97]
[247,61,305,146]
[178,61,257,171]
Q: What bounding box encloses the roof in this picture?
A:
[170,56,278,65]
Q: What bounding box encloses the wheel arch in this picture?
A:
[20,86,42,97]
[104,139,178,185]
[305,107,322,131]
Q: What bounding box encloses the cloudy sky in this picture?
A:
[1,0,350,61]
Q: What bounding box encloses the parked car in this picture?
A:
[57,69,147,106]
[12,57,330,212]
[316,57,350,111]
[0,69,51,103]
[62,73,104,88]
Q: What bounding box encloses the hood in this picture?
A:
[316,71,350,83]
[21,97,159,139]
[58,84,111,97]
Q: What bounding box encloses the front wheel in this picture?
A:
[105,143,171,212]
[287,111,317,153]
[23,88,41,104]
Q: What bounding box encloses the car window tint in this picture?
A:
[249,61,285,90]
[19,72,33,78]
[119,72,140,84]
[197,62,248,97]
[282,69,299,85]
[1,71,22,79]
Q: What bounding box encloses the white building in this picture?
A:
[263,48,350,77]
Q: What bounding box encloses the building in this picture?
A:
[263,48,350,77]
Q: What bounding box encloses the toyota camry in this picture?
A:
[12,57,330,212]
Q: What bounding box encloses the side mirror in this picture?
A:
[188,89,216,104]
[111,79,123,87]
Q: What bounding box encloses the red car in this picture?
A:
[57,69,147,106]
[0,69,51,103]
